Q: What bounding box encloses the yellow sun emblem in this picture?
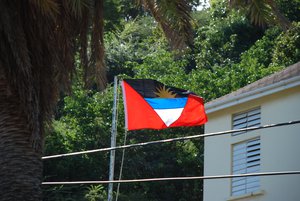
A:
[154,85,176,98]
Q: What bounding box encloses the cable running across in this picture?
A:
[42,170,300,185]
[42,120,300,160]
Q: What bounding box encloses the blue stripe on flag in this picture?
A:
[145,97,188,109]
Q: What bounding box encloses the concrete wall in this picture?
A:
[204,86,300,201]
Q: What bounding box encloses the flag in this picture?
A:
[121,79,207,131]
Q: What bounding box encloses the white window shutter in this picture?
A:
[232,108,261,136]
[232,138,260,196]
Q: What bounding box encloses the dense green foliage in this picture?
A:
[43,0,300,200]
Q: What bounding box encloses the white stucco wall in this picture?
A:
[204,86,300,201]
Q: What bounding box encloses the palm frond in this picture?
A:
[248,0,273,28]
[85,0,107,90]
[229,0,249,7]
[229,0,291,30]
[265,0,291,30]
[139,0,193,50]
[66,0,92,17]
[29,0,59,19]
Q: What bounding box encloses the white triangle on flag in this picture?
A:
[154,108,184,127]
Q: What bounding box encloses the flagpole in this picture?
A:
[108,76,119,201]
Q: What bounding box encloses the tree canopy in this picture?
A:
[42,0,300,200]
[0,0,196,200]
[1,0,299,200]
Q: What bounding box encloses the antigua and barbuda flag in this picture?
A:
[121,79,207,131]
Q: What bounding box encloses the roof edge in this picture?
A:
[205,75,300,114]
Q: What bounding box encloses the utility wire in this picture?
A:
[42,170,300,185]
[42,120,300,160]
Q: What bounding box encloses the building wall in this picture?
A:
[204,86,300,201]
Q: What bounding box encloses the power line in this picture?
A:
[42,120,300,160]
[42,170,300,185]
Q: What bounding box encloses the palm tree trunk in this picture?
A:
[0,73,42,201]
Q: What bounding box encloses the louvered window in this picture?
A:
[232,108,261,136]
[232,138,260,196]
